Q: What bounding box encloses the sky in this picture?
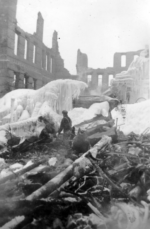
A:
[16,0,150,74]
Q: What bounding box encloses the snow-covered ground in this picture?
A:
[112,100,150,135]
[69,101,109,126]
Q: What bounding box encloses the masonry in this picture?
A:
[76,48,142,92]
[0,0,71,97]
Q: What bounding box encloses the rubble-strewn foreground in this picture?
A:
[0,80,150,229]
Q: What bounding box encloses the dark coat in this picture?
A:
[58,116,72,134]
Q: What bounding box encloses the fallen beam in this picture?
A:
[0,158,48,185]
[26,135,112,201]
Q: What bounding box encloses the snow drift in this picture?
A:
[112,99,150,135]
[69,101,109,126]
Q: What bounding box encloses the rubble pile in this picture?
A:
[0,110,150,228]
[0,80,150,228]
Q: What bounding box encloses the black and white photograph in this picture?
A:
[0,0,149,228]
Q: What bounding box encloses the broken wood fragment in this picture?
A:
[0,157,48,185]
[26,136,112,201]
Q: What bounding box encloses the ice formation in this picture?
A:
[0,79,87,124]
[109,48,149,103]
[0,79,87,137]
[112,99,150,135]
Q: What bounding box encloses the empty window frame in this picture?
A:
[108,74,114,86]
[98,75,102,86]
[13,73,18,89]
[42,50,45,69]
[46,54,48,71]
[50,57,53,73]
[33,79,36,89]
[87,75,92,84]
[33,45,36,63]
[24,76,28,88]
[14,33,19,55]
[121,55,126,67]
[24,38,28,59]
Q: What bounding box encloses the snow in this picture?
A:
[0,158,6,170]
[37,102,62,130]
[77,119,107,132]
[23,160,33,168]
[89,102,109,117]
[19,109,30,121]
[48,157,58,167]
[9,163,23,170]
[112,100,150,135]
[0,129,8,144]
[0,160,34,179]
[69,101,109,126]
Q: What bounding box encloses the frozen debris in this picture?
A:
[1,97,150,228]
[23,160,33,168]
[128,146,141,156]
[147,189,150,201]
[112,99,150,134]
[69,101,110,126]
[9,163,23,170]
[1,131,150,228]
[48,157,58,167]
[19,109,30,121]
[0,79,87,125]
[0,158,6,168]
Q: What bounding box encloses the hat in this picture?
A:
[62,110,68,115]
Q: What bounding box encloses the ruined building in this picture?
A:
[76,49,142,93]
[0,0,71,97]
[110,47,149,103]
[76,46,149,103]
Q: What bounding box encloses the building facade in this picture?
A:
[76,49,142,92]
[0,0,71,97]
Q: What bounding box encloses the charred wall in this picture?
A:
[0,0,71,97]
[76,49,142,92]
